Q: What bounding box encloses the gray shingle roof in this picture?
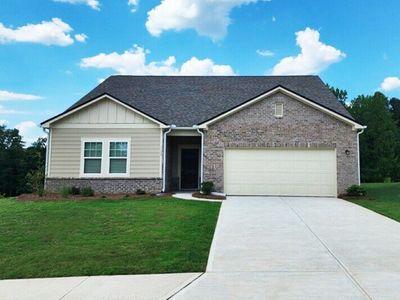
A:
[45,75,354,127]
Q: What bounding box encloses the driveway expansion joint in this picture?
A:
[58,276,89,300]
[280,197,373,300]
[166,273,204,299]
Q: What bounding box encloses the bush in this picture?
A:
[70,186,81,195]
[384,177,392,183]
[136,189,146,195]
[346,185,367,196]
[26,167,45,196]
[60,186,72,197]
[201,181,214,195]
[80,187,94,197]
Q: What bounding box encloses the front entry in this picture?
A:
[180,148,199,189]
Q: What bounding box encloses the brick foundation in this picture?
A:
[45,177,162,194]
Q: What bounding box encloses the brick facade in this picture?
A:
[203,92,358,195]
[46,178,162,194]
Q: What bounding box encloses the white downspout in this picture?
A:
[43,128,50,177]
[162,125,174,192]
[193,126,204,184]
[357,127,366,185]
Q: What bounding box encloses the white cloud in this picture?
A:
[128,0,139,12]
[256,49,274,57]
[272,16,276,22]
[54,0,100,10]
[146,0,266,40]
[0,119,8,126]
[74,33,88,43]
[15,121,45,145]
[271,27,346,75]
[380,77,400,92]
[0,18,78,46]
[0,90,42,101]
[0,105,28,115]
[180,57,235,75]
[80,45,235,75]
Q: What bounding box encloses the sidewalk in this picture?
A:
[0,273,201,300]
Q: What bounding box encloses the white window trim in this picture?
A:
[274,103,284,118]
[80,138,131,178]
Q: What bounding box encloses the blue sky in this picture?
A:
[1,0,400,144]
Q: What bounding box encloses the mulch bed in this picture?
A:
[16,193,169,202]
[192,192,226,200]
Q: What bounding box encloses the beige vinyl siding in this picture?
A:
[55,98,157,126]
[48,97,162,178]
[49,128,162,178]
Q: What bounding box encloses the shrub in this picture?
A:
[26,168,45,196]
[37,186,45,197]
[346,185,367,196]
[136,189,146,195]
[70,186,81,195]
[384,177,392,183]
[60,186,72,197]
[201,181,214,195]
[80,187,94,197]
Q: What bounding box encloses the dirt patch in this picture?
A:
[192,192,226,200]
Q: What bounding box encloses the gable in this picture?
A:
[200,88,364,130]
[45,96,163,128]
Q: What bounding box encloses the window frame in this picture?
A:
[82,141,103,175]
[80,138,131,177]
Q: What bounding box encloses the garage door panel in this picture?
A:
[224,149,337,197]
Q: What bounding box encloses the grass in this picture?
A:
[351,182,400,222]
[0,197,221,279]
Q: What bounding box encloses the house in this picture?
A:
[41,75,365,197]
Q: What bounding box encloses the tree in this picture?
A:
[24,137,47,195]
[326,84,348,107]
[0,125,26,196]
[24,137,46,173]
[349,92,400,182]
[389,97,400,180]
[390,97,400,125]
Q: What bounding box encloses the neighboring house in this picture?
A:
[41,75,365,197]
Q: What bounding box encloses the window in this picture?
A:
[109,142,128,174]
[83,142,102,174]
[81,139,130,177]
[274,103,283,118]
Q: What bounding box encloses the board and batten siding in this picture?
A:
[48,98,162,178]
[55,98,157,125]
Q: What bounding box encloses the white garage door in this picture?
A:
[224,149,337,197]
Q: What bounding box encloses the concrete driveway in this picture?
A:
[173,197,400,299]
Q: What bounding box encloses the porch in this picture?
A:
[164,132,202,192]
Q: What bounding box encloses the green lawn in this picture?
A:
[0,197,221,279]
[351,183,400,222]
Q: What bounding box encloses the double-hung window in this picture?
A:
[81,139,130,177]
[83,142,102,174]
[109,142,128,174]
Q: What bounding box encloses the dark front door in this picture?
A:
[180,148,199,189]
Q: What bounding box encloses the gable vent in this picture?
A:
[274,103,283,118]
